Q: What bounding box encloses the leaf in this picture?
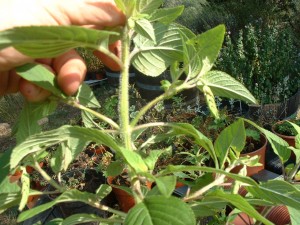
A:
[95,184,112,198]
[187,25,225,77]
[154,176,176,197]
[132,23,195,76]
[166,123,218,168]
[208,190,273,225]
[244,119,290,163]
[148,6,184,24]
[246,180,300,210]
[15,100,57,144]
[115,0,136,15]
[136,0,163,14]
[0,193,22,214]
[0,176,21,194]
[288,121,300,149]
[16,63,65,98]
[288,206,300,225]
[214,119,246,169]
[198,71,257,104]
[76,83,100,108]
[10,125,121,169]
[120,148,148,173]
[0,26,120,58]
[143,150,164,170]
[0,150,12,186]
[201,85,219,119]
[58,213,122,225]
[106,161,124,177]
[135,19,156,42]
[19,171,30,211]
[125,195,196,225]
[189,197,227,217]
[17,189,100,222]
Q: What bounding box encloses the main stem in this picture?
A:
[119,24,132,150]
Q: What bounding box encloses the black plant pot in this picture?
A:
[135,69,199,108]
[105,66,136,87]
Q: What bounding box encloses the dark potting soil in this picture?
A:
[23,170,118,225]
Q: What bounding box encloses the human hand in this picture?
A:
[0,0,125,101]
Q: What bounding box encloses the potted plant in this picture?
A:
[2,1,300,225]
[272,118,300,147]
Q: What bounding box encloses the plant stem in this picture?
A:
[119,24,132,150]
[33,161,64,192]
[92,202,127,218]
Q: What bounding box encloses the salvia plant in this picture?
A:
[1,1,300,224]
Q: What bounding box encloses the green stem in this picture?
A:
[119,24,132,150]
[74,102,119,130]
[33,161,64,192]
[92,202,127,218]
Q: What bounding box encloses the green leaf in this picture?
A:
[143,150,164,170]
[115,0,136,15]
[125,195,196,225]
[288,206,300,225]
[166,123,218,169]
[95,184,112,198]
[19,171,30,211]
[198,71,257,104]
[76,83,100,108]
[148,6,184,24]
[0,26,119,58]
[246,180,300,210]
[58,213,122,225]
[135,19,156,42]
[10,125,121,169]
[106,161,124,177]
[187,25,225,77]
[132,23,195,76]
[190,197,227,217]
[16,63,65,97]
[17,189,100,222]
[120,148,148,173]
[15,100,57,144]
[214,119,246,169]
[154,176,176,197]
[0,150,12,186]
[209,190,273,225]
[243,119,290,163]
[136,0,163,14]
[201,85,219,119]
[0,176,21,194]
[0,193,22,214]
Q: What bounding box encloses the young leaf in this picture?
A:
[0,26,120,58]
[132,23,194,76]
[198,71,257,104]
[125,195,196,225]
[143,150,164,170]
[214,119,246,169]
[10,126,121,169]
[120,148,148,173]
[201,85,219,119]
[19,171,30,211]
[154,176,176,197]
[246,180,300,210]
[148,6,184,24]
[17,190,101,222]
[136,0,163,14]
[0,193,22,214]
[288,206,300,225]
[208,190,273,225]
[0,150,12,186]
[243,119,290,163]
[187,25,225,77]
[16,63,65,98]
[135,19,156,42]
[15,100,57,144]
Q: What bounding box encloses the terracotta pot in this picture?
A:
[272,121,296,148]
[266,205,290,225]
[107,176,152,212]
[227,212,254,225]
[231,134,267,177]
[26,162,44,174]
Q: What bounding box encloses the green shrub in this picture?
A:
[215,22,300,104]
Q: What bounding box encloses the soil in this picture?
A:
[242,138,264,154]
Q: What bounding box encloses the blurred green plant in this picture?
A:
[76,47,104,73]
[216,22,300,104]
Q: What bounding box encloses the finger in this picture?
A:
[19,79,51,102]
[6,70,21,94]
[53,50,86,96]
[0,71,9,96]
[19,64,53,102]
[93,40,121,71]
[52,0,126,27]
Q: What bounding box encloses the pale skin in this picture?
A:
[0,0,125,101]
